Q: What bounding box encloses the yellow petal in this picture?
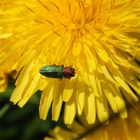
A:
[39,82,53,120]
[63,80,74,102]
[10,60,34,104]
[52,80,63,121]
[110,83,127,118]
[64,94,76,124]
[96,81,109,122]
[84,91,96,124]
[0,33,12,39]
[114,76,139,102]
[102,83,118,113]
[76,86,85,115]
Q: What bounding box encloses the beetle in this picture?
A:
[39,65,75,79]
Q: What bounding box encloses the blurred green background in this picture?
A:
[0,80,65,140]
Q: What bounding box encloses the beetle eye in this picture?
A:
[71,68,75,76]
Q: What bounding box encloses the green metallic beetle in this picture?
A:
[39,65,75,79]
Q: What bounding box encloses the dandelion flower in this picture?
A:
[0,0,140,124]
